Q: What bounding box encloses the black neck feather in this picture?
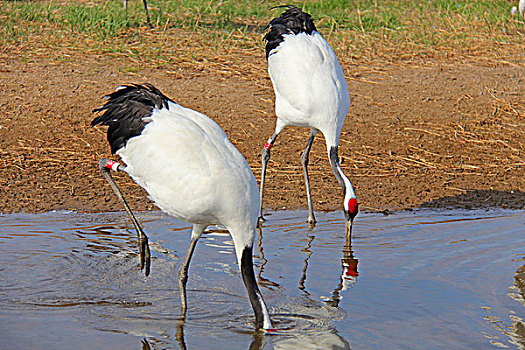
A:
[240,246,265,329]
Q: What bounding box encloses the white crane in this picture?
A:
[259,6,358,233]
[91,83,272,330]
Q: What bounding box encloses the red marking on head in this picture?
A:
[347,198,358,217]
[265,328,279,334]
[264,141,273,150]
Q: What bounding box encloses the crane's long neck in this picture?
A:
[240,246,273,330]
[328,145,356,212]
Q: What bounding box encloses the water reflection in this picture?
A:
[298,230,315,294]
[256,228,280,290]
[248,328,350,350]
[506,264,525,349]
[141,338,152,350]
[2,210,524,349]
[291,223,359,307]
[249,331,265,350]
[168,321,350,350]
[324,233,359,308]
[175,321,187,350]
[73,225,144,258]
[483,262,525,349]
[265,329,351,349]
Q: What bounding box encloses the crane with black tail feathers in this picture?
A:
[91,83,273,330]
[259,6,358,234]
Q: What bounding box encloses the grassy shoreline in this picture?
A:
[2,0,524,68]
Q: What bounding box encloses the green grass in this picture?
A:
[3,1,134,40]
[1,0,523,64]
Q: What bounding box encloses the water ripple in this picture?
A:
[0,209,524,349]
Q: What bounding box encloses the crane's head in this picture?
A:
[344,198,359,223]
[343,198,358,236]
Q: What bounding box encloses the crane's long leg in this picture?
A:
[98,158,151,276]
[258,124,285,225]
[142,0,153,28]
[301,129,318,226]
[178,224,205,320]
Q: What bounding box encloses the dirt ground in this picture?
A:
[1,36,524,216]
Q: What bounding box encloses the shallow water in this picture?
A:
[0,209,524,349]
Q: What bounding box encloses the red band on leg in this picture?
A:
[264,141,273,150]
[106,160,120,172]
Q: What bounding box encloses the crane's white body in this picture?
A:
[117,101,259,262]
[93,84,272,330]
[268,31,351,149]
[260,20,358,226]
[92,93,272,329]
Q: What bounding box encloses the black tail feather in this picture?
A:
[92,83,172,154]
[264,6,317,59]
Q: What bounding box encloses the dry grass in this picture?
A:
[0,0,524,213]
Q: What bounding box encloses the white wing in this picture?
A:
[118,102,258,225]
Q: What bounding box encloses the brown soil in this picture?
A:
[1,41,524,215]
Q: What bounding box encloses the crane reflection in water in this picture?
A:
[256,224,359,308]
